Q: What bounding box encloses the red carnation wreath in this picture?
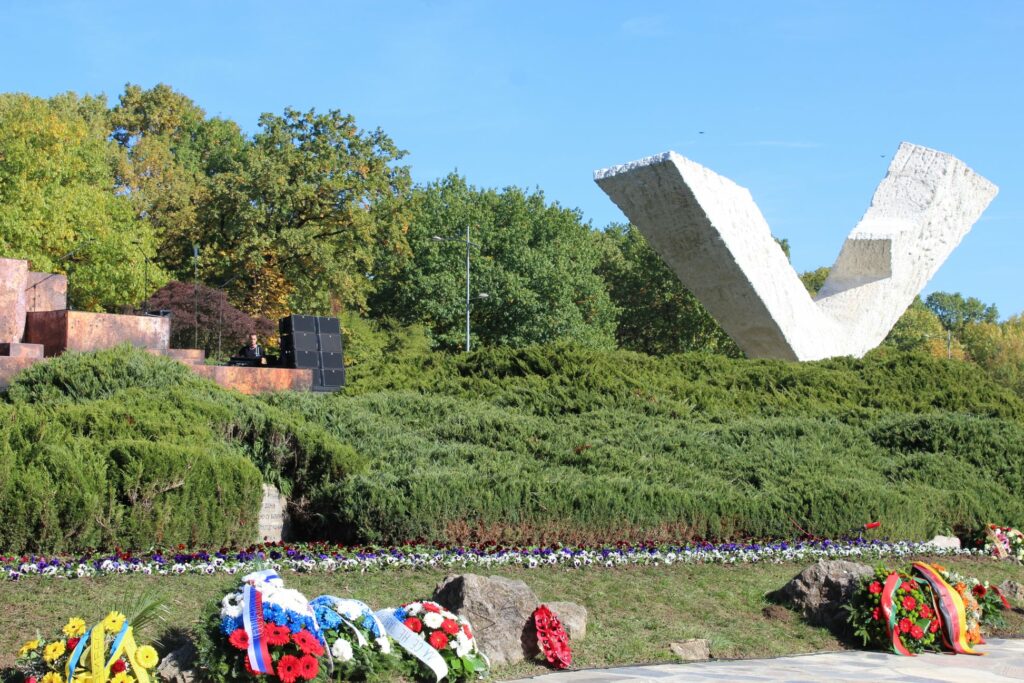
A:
[533,604,572,669]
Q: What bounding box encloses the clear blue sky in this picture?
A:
[3,1,1022,316]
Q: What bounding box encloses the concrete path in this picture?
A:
[504,638,1024,682]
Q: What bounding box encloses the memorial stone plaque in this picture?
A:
[258,483,289,542]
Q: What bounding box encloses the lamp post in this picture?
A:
[131,240,150,313]
[431,227,488,352]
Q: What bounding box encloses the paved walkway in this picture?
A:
[504,638,1024,682]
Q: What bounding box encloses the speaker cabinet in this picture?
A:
[316,317,341,335]
[280,315,317,334]
[281,331,318,352]
[317,333,343,354]
[316,368,346,387]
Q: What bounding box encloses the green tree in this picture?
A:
[594,223,739,356]
[110,83,247,282]
[882,297,947,354]
[800,267,831,296]
[962,316,1024,394]
[369,174,618,350]
[198,107,413,317]
[925,291,999,335]
[0,92,165,309]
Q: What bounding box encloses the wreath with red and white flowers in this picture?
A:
[533,604,572,669]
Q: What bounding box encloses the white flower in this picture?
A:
[332,637,354,662]
[423,612,444,630]
[376,636,391,654]
[221,592,244,618]
[406,602,423,614]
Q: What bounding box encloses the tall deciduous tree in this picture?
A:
[925,291,999,335]
[369,174,618,350]
[962,316,1024,395]
[0,92,165,309]
[198,107,413,317]
[593,223,739,356]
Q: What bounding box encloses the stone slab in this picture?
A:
[0,357,39,391]
[24,310,171,356]
[147,348,207,364]
[0,258,29,343]
[0,342,44,358]
[188,365,315,394]
[25,271,67,312]
[594,143,998,361]
[258,483,290,542]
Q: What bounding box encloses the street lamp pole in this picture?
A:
[432,227,488,353]
[464,224,471,352]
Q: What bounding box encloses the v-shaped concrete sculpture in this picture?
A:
[594,143,998,361]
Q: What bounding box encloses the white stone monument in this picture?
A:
[594,142,997,361]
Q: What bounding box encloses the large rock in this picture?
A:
[670,639,710,661]
[156,641,198,683]
[772,560,873,634]
[546,601,587,641]
[927,535,961,550]
[433,574,541,666]
[999,580,1024,606]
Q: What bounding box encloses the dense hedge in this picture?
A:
[0,348,364,552]
[268,346,1024,544]
[4,345,1024,551]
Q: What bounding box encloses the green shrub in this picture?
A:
[5,345,204,404]
[1,348,366,552]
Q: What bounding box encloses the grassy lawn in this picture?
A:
[2,556,1022,679]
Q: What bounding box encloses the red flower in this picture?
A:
[902,596,917,611]
[973,584,988,598]
[265,623,291,646]
[864,521,882,529]
[898,618,913,634]
[423,602,441,614]
[298,654,319,681]
[404,616,423,633]
[441,618,460,635]
[66,637,80,650]
[868,581,883,594]
[901,582,915,593]
[462,623,473,639]
[929,619,941,633]
[910,625,924,640]
[277,654,300,683]
[428,631,449,650]
[228,628,250,650]
[111,659,127,673]
[871,607,881,621]
[919,605,933,619]
[292,630,324,657]
[243,657,262,675]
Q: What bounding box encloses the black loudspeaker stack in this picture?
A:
[279,315,345,391]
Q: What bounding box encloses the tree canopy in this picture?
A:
[0,92,165,309]
[368,173,618,350]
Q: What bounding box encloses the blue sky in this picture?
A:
[3,1,1022,315]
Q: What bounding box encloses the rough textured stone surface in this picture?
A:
[546,601,587,641]
[670,639,711,661]
[433,574,542,666]
[24,310,170,356]
[0,342,44,358]
[773,560,873,634]
[155,641,198,683]
[927,535,962,550]
[594,143,998,361]
[188,365,315,394]
[258,483,290,541]
[999,580,1024,606]
[25,271,67,312]
[0,357,40,391]
[0,258,29,343]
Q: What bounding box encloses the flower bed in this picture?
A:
[2,538,980,580]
